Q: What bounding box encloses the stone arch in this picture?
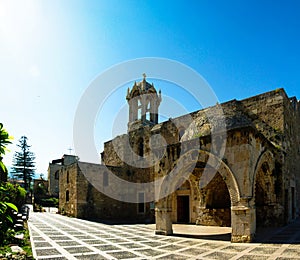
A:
[155,148,241,236]
[158,149,240,210]
[252,150,275,198]
[197,150,240,206]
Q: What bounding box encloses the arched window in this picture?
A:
[55,170,59,180]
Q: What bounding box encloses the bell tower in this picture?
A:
[126,74,161,132]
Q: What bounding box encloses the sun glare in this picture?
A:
[0,0,40,50]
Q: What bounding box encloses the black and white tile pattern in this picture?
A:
[28,213,300,259]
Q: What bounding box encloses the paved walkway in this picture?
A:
[28,212,300,259]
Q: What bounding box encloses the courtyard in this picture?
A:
[28,212,300,259]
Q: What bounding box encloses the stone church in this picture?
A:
[57,76,300,243]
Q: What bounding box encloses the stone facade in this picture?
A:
[54,76,300,243]
[154,88,300,242]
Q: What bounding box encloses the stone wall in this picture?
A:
[102,126,153,167]
[59,163,78,216]
[240,88,285,134]
[59,162,154,223]
[282,94,300,222]
[196,208,231,227]
[48,163,61,197]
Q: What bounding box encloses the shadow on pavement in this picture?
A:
[172,232,231,241]
[254,218,300,244]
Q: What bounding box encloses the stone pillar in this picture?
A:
[231,199,256,243]
[155,207,173,235]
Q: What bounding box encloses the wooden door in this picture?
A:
[177,196,189,223]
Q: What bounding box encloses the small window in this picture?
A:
[138,192,145,213]
[66,190,69,202]
[150,202,155,210]
[103,172,108,187]
[138,139,144,157]
[66,171,69,183]
[55,170,59,180]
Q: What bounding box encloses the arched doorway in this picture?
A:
[254,151,283,227]
[255,162,273,226]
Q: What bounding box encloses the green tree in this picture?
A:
[12,136,35,191]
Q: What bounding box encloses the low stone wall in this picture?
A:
[196,208,231,227]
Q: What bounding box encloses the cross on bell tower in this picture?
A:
[126,74,161,132]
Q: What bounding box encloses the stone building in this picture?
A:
[47,154,78,197]
[57,76,300,242]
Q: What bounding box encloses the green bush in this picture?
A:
[2,182,26,209]
[0,184,19,246]
[36,197,59,207]
[0,123,12,156]
[0,124,23,246]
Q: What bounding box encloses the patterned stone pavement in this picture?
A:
[28,212,300,259]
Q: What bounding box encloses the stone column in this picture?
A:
[155,207,173,235]
[231,198,256,243]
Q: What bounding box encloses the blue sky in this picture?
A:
[0,0,300,175]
